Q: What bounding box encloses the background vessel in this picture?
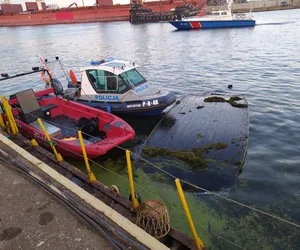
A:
[0,0,206,26]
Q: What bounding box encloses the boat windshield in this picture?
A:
[119,68,146,88]
[86,69,130,93]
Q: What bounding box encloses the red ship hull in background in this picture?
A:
[0,0,206,27]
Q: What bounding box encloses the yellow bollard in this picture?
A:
[37,118,63,163]
[1,97,14,134]
[126,150,139,209]
[9,104,19,135]
[78,131,96,182]
[31,139,39,147]
[1,96,18,135]
[0,113,5,128]
[175,178,204,250]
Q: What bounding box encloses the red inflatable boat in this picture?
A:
[4,88,135,159]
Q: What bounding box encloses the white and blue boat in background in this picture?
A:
[169,0,255,30]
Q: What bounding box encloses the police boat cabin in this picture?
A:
[71,58,176,116]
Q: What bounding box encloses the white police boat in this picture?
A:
[45,57,176,116]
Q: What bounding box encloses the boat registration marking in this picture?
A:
[142,99,159,107]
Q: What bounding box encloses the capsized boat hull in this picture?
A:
[6,88,135,160]
[169,19,256,29]
[141,94,249,191]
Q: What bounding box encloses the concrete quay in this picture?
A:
[0,162,112,250]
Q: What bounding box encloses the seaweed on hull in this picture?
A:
[204,96,248,109]
[140,94,249,191]
[143,142,228,169]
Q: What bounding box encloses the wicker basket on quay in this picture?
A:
[136,200,170,239]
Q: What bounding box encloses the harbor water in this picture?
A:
[1,9,300,249]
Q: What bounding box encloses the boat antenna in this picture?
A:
[55,56,70,82]
[39,55,47,69]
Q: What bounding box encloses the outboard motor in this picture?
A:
[49,78,64,95]
[76,117,106,140]
[67,81,75,88]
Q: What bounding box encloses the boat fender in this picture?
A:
[41,68,53,83]
[69,69,77,86]
[110,185,120,195]
[129,192,142,204]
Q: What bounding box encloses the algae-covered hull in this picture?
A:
[142,94,249,191]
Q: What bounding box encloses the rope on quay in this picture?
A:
[0,154,124,250]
